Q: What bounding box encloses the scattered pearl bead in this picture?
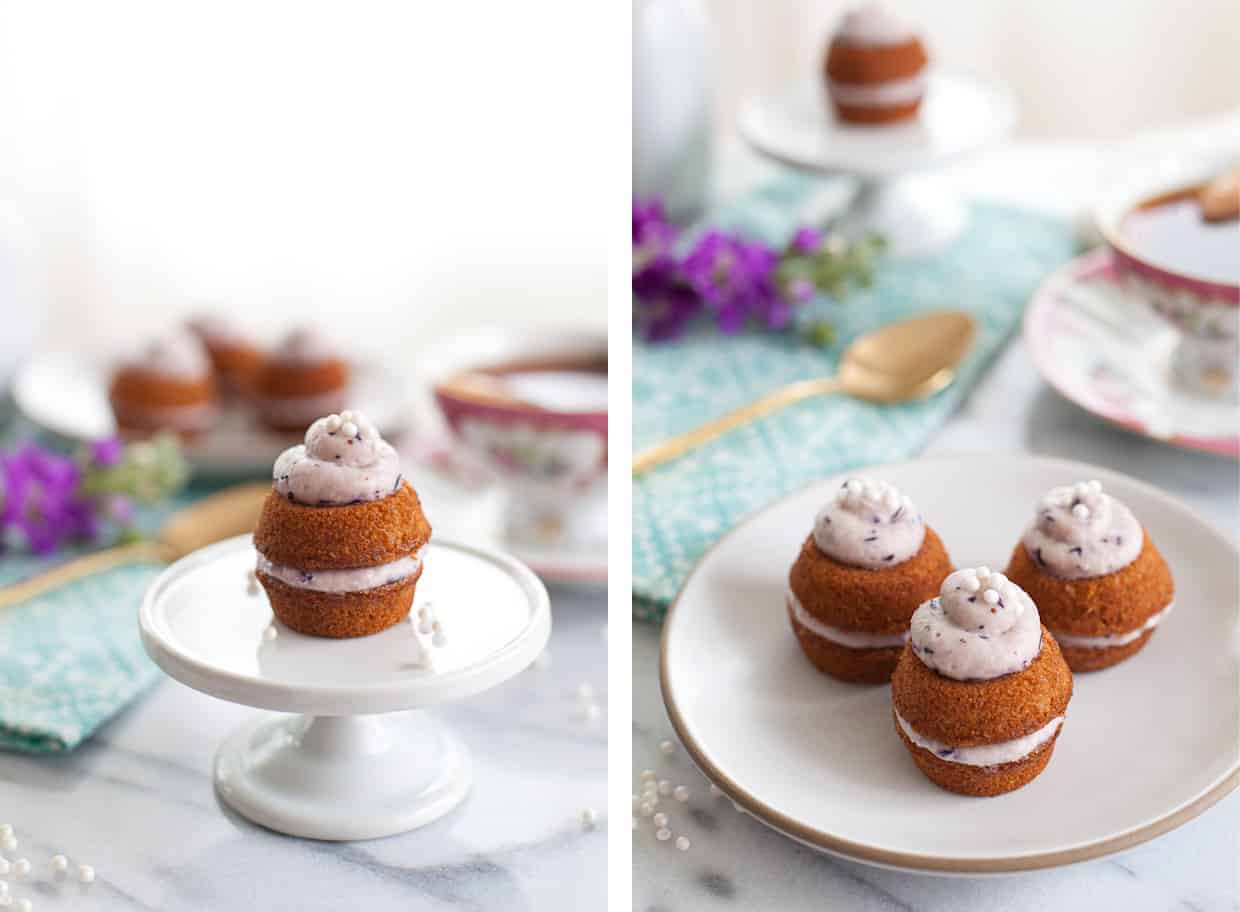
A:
[579,808,597,830]
[676,836,691,851]
[643,794,659,808]
[709,784,723,798]
[11,861,28,879]
[577,683,594,700]
[673,786,689,802]
[639,769,656,782]
[655,828,671,841]
[50,855,68,876]
[652,812,668,827]
[77,864,95,884]
[658,739,675,756]
[638,802,654,817]
[657,780,671,796]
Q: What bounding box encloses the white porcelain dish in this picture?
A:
[661,455,1239,873]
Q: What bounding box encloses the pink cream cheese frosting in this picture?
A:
[1022,480,1142,580]
[812,477,924,569]
[273,410,402,506]
[909,567,1043,681]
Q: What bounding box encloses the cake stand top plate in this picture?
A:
[140,535,551,715]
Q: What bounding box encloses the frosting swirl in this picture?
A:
[812,477,924,569]
[834,3,917,47]
[126,332,211,380]
[273,410,402,505]
[909,567,1043,681]
[1022,480,1142,580]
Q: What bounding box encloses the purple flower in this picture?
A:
[682,231,783,334]
[790,226,823,255]
[634,281,700,342]
[90,436,124,467]
[0,444,95,554]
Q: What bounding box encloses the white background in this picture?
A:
[0,1,608,356]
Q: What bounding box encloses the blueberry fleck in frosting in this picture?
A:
[1022,480,1142,579]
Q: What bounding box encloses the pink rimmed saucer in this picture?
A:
[1024,249,1240,458]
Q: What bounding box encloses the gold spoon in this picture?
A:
[0,481,271,610]
[632,310,976,476]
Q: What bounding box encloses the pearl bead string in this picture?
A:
[0,823,96,910]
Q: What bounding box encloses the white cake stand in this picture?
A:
[139,535,551,841]
[737,72,1015,256]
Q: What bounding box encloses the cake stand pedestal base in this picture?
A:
[215,712,471,841]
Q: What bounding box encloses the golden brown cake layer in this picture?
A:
[896,718,1061,797]
[788,526,952,635]
[109,368,216,409]
[1004,532,1173,637]
[890,629,1073,747]
[259,568,420,638]
[253,481,432,570]
[255,358,350,398]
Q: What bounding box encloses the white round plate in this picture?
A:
[737,71,1015,178]
[662,456,1239,874]
[1025,250,1240,458]
[12,351,412,475]
[140,535,551,716]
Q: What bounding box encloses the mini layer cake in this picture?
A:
[253,410,431,638]
[186,313,265,399]
[108,332,219,440]
[253,328,350,432]
[787,477,952,684]
[892,568,1073,796]
[823,3,928,125]
[1004,480,1174,672]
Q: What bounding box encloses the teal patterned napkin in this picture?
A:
[0,561,163,753]
[633,175,1075,621]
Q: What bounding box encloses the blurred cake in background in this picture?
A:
[823,3,928,125]
[252,328,350,432]
[108,331,219,440]
[186,313,265,399]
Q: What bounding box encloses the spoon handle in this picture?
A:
[633,376,842,476]
[0,540,174,611]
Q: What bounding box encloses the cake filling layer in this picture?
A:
[812,477,924,569]
[273,410,401,504]
[1051,602,1174,649]
[910,567,1043,681]
[1022,480,1142,580]
[256,546,425,593]
[828,75,925,107]
[896,711,1064,767]
[786,590,908,649]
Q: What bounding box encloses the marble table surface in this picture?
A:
[634,121,1240,910]
[0,579,608,911]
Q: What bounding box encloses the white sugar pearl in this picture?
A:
[656,828,671,841]
[976,566,991,579]
[51,855,68,875]
[846,479,862,494]
[834,487,849,504]
[676,836,691,851]
[652,812,668,827]
[11,861,28,879]
[639,802,654,817]
[673,786,689,802]
[709,784,723,798]
[639,769,656,782]
[1087,480,1102,494]
[77,865,95,884]
[983,589,1000,605]
[579,808,596,830]
[15,900,28,912]
[657,780,671,796]
[576,683,594,700]
[340,421,358,438]
[964,575,981,593]
[1072,503,1090,520]
[658,740,675,755]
